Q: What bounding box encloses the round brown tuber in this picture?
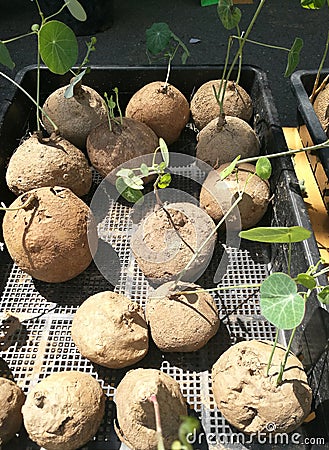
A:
[115,368,187,450]
[211,340,312,434]
[71,291,149,368]
[0,378,25,446]
[2,186,98,283]
[146,281,220,352]
[22,371,105,450]
[6,133,92,197]
[200,163,270,229]
[130,202,217,285]
[42,83,107,149]
[196,115,260,169]
[313,83,329,135]
[86,117,158,178]
[190,79,253,130]
[125,81,190,144]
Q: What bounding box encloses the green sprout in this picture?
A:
[0,0,89,132]
[103,87,123,132]
[116,138,171,204]
[215,0,303,114]
[145,22,190,88]
[239,227,329,384]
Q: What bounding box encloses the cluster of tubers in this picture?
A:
[0,75,310,450]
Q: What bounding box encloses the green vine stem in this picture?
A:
[148,394,165,450]
[1,32,36,45]
[0,194,36,212]
[36,38,41,132]
[266,328,279,376]
[235,24,243,85]
[276,288,311,384]
[163,44,179,89]
[232,35,292,53]
[217,0,266,107]
[287,239,292,277]
[236,138,329,166]
[167,283,261,297]
[310,29,329,102]
[0,72,58,133]
[171,190,245,290]
[276,326,297,385]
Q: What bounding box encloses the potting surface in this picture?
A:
[0,65,328,450]
[0,166,275,450]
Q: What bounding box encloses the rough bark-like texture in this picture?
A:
[71,291,149,368]
[6,134,92,197]
[115,368,187,450]
[313,84,329,135]
[0,378,25,446]
[196,116,260,169]
[200,163,270,229]
[3,187,98,283]
[212,340,312,434]
[146,281,219,352]
[190,79,253,130]
[87,117,158,178]
[131,202,217,285]
[42,84,107,149]
[22,371,105,450]
[125,81,190,144]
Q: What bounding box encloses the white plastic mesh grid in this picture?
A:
[0,164,276,450]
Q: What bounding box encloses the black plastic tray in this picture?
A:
[290,69,329,209]
[0,65,328,449]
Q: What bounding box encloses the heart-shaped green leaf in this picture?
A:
[240,226,311,243]
[318,285,329,304]
[256,157,272,180]
[301,0,326,8]
[159,137,169,167]
[146,23,172,55]
[296,273,316,290]
[64,0,87,21]
[64,68,86,98]
[39,20,78,74]
[217,0,242,30]
[0,42,15,69]
[260,273,305,329]
[116,168,134,178]
[140,164,149,176]
[220,155,240,180]
[116,178,144,203]
[285,37,303,77]
[158,173,171,188]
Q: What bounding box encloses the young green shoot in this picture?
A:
[116,138,171,204]
[0,71,59,135]
[171,222,329,385]
[103,87,123,132]
[146,22,190,89]
[148,394,165,450]
[148,392,200,450]
[215,0,303,113]
[0,0,86,132]
[300,0,329,101]
[64,36,98,99]
[240,226,329,384]
[0,193,36,212]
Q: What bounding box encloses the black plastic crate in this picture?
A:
[0,65,328,449]
[290,69,329,210]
